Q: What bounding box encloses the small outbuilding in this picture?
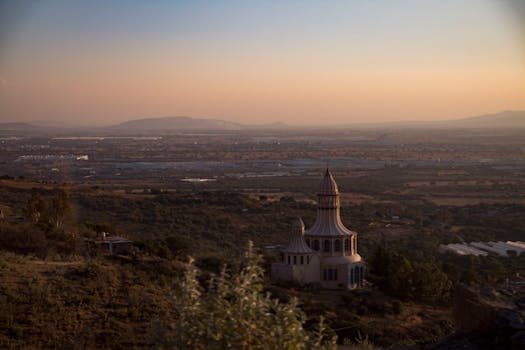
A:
[86,232,134,255]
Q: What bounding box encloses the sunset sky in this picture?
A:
[0,0,524,126]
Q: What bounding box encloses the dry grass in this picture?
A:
[0,252,181,349]
[274,286,453,347]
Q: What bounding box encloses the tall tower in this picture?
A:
[305,169,364,289]
[305,169,360,258]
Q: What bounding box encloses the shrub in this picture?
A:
[156,242,337,349]
[0,223,47,257]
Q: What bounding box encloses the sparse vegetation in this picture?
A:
[1,127,525,348]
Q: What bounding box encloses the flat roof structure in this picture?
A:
[440,241,525,257]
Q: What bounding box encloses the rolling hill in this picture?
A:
[447,110,525,128]
[110,116,244,131]
[343,110,525,129]
[0,122,39,131]
[110,116,291,131]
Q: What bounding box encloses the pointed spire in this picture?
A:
[306,170,356,236]
[319,168,339,195]
[292,217,305,229]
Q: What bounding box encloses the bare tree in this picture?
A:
[24,193,46,224]
[49,190,71,229]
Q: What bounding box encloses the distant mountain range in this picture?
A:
[111,116,243,130]
[111,111,525,130]
[1,111,525,133]
[445,110,525,128]
[343,110,525,129]
[110,116,289,131]
[0,122,40,131]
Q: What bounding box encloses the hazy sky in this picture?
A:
[0,0,524,126]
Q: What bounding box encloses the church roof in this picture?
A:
[283,217,314,253]
[319,168,339,195]
[305,169,356,236]
[305,210,357,236]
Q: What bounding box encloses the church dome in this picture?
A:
[283,217,314,254]
[319,169,339,195]
[306,168,354,236]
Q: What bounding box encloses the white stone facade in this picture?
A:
[272,169,365,289]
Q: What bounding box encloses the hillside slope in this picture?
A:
[449,110,525,128]
[110,116,243,130]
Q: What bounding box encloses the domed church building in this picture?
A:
[271,169,365,289]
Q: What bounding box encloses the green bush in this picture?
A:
[156,242,337,349]
[368,237,452,303]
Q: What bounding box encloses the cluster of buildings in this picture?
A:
[15,154,89,162]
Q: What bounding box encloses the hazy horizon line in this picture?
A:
[1,109,523,129]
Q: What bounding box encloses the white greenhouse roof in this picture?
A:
[440,241,525,257]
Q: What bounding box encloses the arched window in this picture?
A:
[355,266,360,282]
[334,239,341,252]
[305,239,310,247]
[293,256,297,265]
[344,238,350,253]
[287,255,290,264]
[300,256,304,264]
[313,240,320,251]
[350,268,354,284]
[324,240,331,252]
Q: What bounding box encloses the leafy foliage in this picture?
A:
[369,237,452,303]
[156,242,337,349]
